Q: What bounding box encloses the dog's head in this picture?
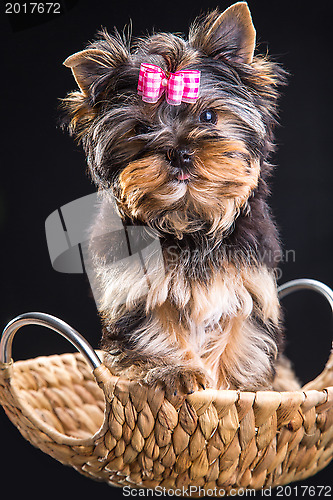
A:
[63,2,284,238]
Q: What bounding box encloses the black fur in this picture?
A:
[62,4,295,393]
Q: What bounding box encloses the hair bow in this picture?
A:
[137,63,200,106]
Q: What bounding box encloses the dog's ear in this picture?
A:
[63,32,129,96]
[64,49,110,94]
[189,2,256,64]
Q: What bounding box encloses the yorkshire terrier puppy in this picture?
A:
[62,2,299,398]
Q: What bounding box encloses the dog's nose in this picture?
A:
[166,148,194,170]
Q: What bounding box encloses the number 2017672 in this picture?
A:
[5,3,61,14]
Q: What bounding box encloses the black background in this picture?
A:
[1,0,333,497]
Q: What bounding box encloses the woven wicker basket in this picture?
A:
[0,279,332,495]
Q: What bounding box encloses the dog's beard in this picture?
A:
[118,139,260,238]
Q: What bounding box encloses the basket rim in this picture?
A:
[1,277,333,448]
[0,353,110,447]
[5,350,333,395]
[1,351,333,449]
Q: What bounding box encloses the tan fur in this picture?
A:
[96,232,280,390]
[119,139,260,237]
[62,3,295,394]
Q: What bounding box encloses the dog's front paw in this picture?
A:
[145,366,208,405]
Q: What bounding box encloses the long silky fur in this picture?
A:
[62,5,300,393]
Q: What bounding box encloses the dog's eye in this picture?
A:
[135,123,153,135]
[199,109,218,125]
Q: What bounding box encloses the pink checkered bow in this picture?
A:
[137,63,200,106]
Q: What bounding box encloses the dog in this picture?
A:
[62,2,300,399]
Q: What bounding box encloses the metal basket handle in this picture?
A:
[278,278,333,390]
[0,312,101,370]
[1,278,332,384]
[278,278,333,311]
